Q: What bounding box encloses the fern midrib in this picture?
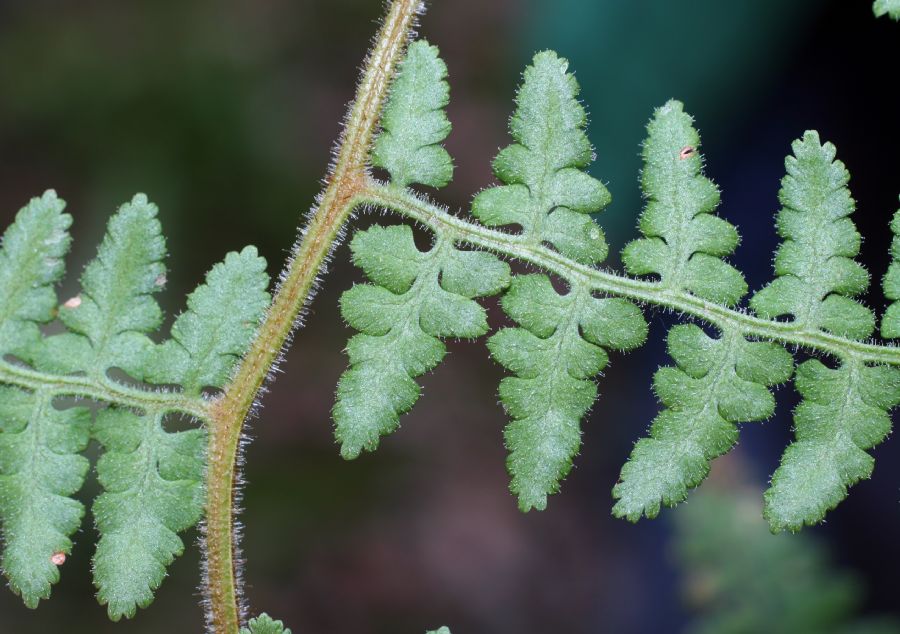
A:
[21,390,53,526]
[362,182,900,367]
[526,85,562,245]
[533,288,586,420]
[0,358,208,419]
[797,211,836,329]
[541,295,587,451]
[377,241,443,353]
[135,412,164,497]
[679,327,740,454]
[659,152,693,292]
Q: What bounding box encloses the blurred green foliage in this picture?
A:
[675,489,900,634]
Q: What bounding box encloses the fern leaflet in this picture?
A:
[612,107,793,519]
[0,192,270,617]
[0,387,90,608]
[0,190,71,360]
[471,51,610,265]
[622,100,746,306]
[750,132,873,339]
[764,359,900,531]
[490,275,646,510]
[613,324,792,521]
[372,39,453,189]
[334,225,509,458]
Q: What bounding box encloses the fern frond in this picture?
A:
[471,51,611,265]
[750,132,874,340]
[622,100,746,306]
[874,0,900,19]
[334,224,509,458]
[0,387,90,608]
[612,324,792,521]
[0,190,270,616]
[241,613,292,634]
[764,359,900,532]
[880,202,900,338]
[372,40,453,188]
[489,275,646,511]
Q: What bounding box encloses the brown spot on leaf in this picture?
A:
[679,146,696,160]
[63,296,82,309]
[50,552,66,566]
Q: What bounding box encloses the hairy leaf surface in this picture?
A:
[334,224,510,458]
[622,101,746,306]
[612,325,792,521]
[881,203,900,337]
[145,246,270,394]
[35,193,167,378]
[0,388,90,608]
[241,613,292,634]
[0,190,71,359]
[0,191,269,614]
[489,275,646,511]
[372,40,453,188]
[472,51,611,264]
[750,132,874,340]
[92,408,205,619]
[764,360,900,532]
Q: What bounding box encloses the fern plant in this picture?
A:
[1,0,899,632]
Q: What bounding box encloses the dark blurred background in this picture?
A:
[1,1,899,632]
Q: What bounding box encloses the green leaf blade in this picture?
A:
[146,246,270,394]
[92,408,205,620]
[334,226,510,459]
[623,100,746,305]
[750,132,874,339]
[0,190,71,358]
[471,51,610,265]
[490,274,647,511]
[764,360,900,532]
[881,205,900,338]
[36,193,167,378]
[372,40,453,188]
[0,387,90,608]
[241,613,292,634]
[613,325,793,521]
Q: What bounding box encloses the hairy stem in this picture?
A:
[202,1,422,632]
[362,181,900,367]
